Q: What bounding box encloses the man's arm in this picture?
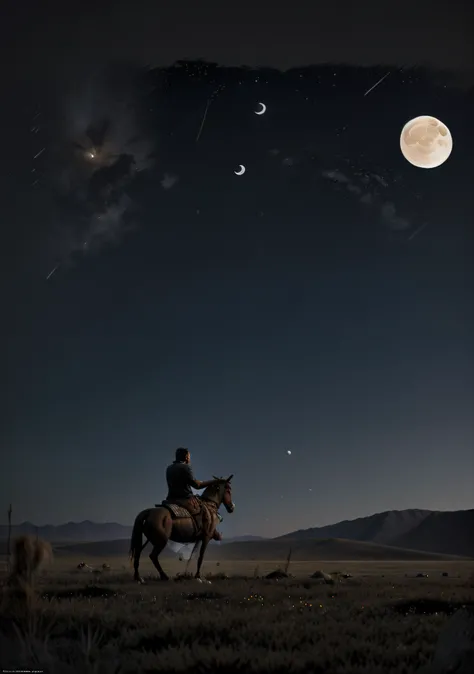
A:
[192,478,221,489]
[184,465,220,490]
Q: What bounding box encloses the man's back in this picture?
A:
[166,462,195,500]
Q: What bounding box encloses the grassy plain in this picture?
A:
[1,556,473,673]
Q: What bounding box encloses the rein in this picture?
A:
[200,497,219,512]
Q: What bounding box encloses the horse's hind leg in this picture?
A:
[150,540,169,581]
[133,540,149,584]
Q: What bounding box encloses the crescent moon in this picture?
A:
[254,102,266,116]
[234,164,246,176]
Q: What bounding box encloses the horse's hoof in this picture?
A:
[160,576,170,582]
[135,576,146,585]
[195,577,203,583]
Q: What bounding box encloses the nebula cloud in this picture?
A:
[321,168,411,232]
[44,65,156,265]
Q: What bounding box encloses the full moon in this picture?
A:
[400,116,453,169]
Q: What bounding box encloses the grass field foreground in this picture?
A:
[1,559,473,673]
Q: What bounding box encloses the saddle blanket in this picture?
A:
[163,503,192,519]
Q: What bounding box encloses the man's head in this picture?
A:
[175,447,190,464]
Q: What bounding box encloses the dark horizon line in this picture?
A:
[149,59,471,78]
[4,506,472,530]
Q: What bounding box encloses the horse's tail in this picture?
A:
[129,509,150,564]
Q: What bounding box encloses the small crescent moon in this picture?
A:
[234,164,246,176]
[254,102,266,116]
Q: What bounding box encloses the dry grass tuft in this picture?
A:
[9,536,52,585]
[2,536,52,613]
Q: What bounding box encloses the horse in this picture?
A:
[129,475,235,583]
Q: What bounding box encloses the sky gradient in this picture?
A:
[1,3,473,538]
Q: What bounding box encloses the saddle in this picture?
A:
[156,496,201,515]
[156,497,215,538]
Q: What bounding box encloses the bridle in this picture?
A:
[202,476,235,513]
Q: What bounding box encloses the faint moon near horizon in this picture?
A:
[234,164,246,176]
[254,102,267,116]
[400,116,453,169]
[287,450,292,455]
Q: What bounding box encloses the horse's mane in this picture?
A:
[201,475,233,502]
[201,477,227,501]
[201,484,220,500]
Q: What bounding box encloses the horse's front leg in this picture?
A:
[185,539,201,575]
[195,536,210,580]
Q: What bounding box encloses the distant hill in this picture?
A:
[224,535,267,543]
[390,510,474,558]
[277,509,433,544]
[277,508,474,557]
[209,538,468,562]
[49,536,468,561]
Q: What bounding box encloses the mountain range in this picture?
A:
[276,508,474,558]
[1,508,472,558]
[0,520,132,543]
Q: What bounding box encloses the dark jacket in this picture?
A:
[166,461,196,500]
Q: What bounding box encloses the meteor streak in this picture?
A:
[364,72,391,97]
[46,265,59,280]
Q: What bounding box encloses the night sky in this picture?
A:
[1,1,473,537]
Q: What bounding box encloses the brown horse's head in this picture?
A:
[202,474,235,513]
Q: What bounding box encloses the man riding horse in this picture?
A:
[162,447,224,541]
[131,456,234,582]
